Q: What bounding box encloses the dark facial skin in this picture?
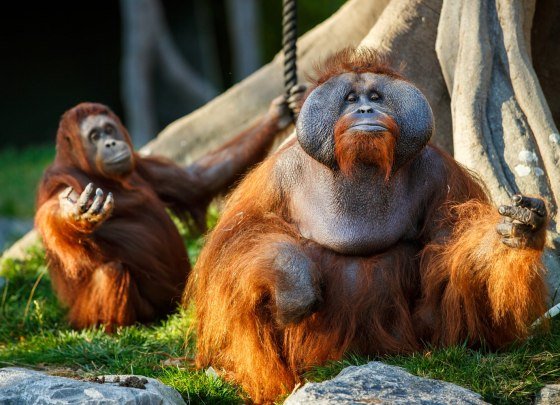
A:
[79,115,134,177]
[296,72,434,170]
[336,77,393,133]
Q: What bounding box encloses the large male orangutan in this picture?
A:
[36,94,296,331]
[190,48,549,403]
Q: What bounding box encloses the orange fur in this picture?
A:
[189,157,299,402]
[309,47,404,88]
[36,164,190,332]
[416,200,548,348]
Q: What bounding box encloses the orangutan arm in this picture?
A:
[415,153,548,349]
[185,91,304,198]
[137,93,302,230]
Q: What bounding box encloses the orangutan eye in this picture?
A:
[370,92,380,101]
[89,129,101,142]
[105,124,114,135]
[346,93,357,103]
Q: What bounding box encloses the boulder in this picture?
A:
[285,361,487,404]
[535,384,560,405]
[0,367,185,405]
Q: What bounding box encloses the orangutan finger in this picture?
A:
[88,188,104,215]
[512,194,546,217]
[496,221,514,237]
[289,84,306,96]
[78,183,95,213]
[501,237,523,249]
[100,192,114,218]
[498,205,538,227]
[59,186,74,200]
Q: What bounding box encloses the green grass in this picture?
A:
[0,145,55,218]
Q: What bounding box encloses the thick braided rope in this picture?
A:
[282,0,298,119]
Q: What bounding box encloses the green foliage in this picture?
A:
[0,245,65,339]
[0,145,55,218]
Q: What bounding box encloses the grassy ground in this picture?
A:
[0,145,559,403]
[0,235,243,404]
[308,327,560,405]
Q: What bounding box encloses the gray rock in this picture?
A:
[535,384,560,405]
[0,367,185,404]
[285,361,487,405]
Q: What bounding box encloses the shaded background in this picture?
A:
[0,0,345,148]
[0,0,345,249]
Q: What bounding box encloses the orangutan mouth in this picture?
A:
[106,151,131,165]
[349,121,388,132]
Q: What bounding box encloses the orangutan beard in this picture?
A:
[334,128,397,181]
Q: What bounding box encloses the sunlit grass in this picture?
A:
[0,239,243,404]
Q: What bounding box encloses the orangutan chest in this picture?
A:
[289,182,422,255]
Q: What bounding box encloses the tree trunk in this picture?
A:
[225,0,262,81]
[437,0,560,300]
[121,0,158,147]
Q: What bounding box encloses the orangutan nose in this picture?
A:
[357,106,374,114]
[105,140,117,148]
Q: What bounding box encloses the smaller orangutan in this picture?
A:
[189,48,550,403]
[35,90,301,331]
